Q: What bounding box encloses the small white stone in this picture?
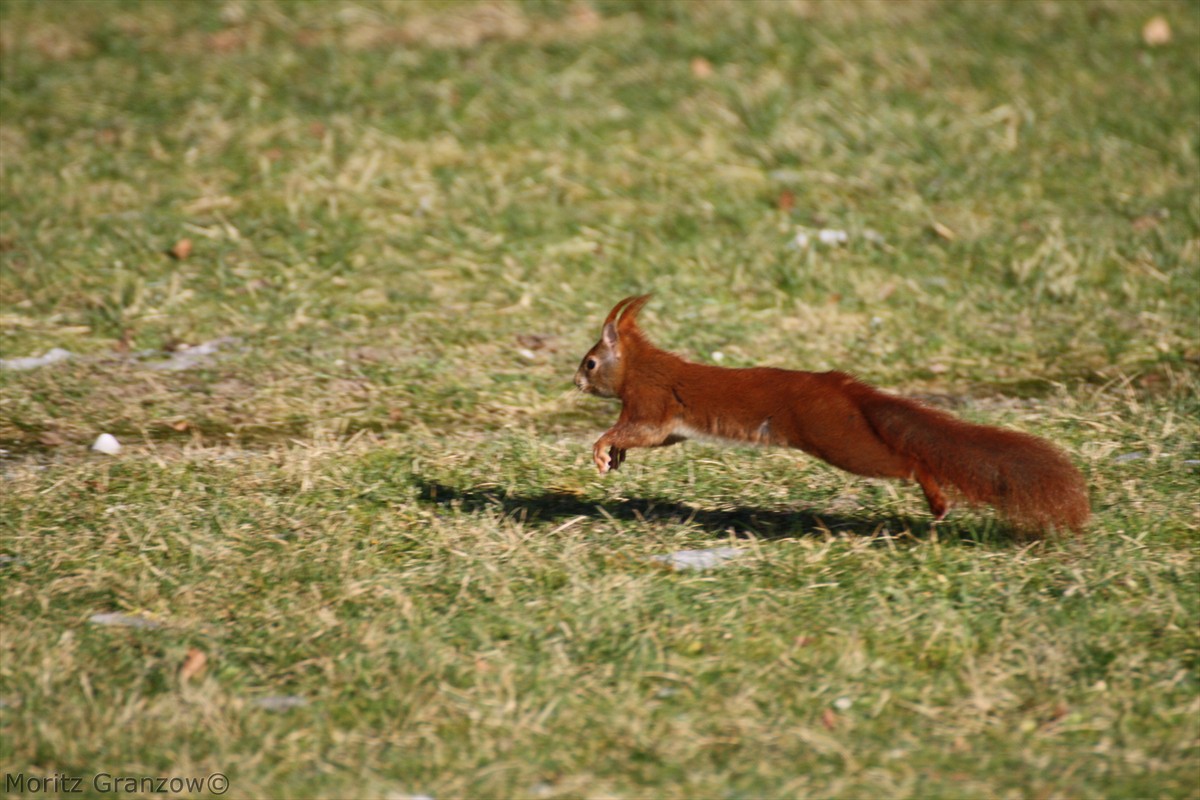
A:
[651,547,745,571]
[90,612,159,629]
[711,351,725,362]
[834,697,853,710]
[0,347,73,371]
[817,228,849,245]
[252,695,309,711]
[92,433,121,455]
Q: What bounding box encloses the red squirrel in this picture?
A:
[574,296,1090,533]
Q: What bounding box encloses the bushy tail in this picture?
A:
[858,390,1090,532]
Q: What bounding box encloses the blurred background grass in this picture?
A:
[2,0,1196,449]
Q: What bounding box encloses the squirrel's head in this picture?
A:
[574,295,650,398]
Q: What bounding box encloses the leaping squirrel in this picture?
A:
[574,296,1090,533]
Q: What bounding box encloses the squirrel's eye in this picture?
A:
[587,358,597,370]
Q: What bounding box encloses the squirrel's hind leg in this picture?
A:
[914,466,949,520]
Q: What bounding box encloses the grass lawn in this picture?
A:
[1,1,1198,797]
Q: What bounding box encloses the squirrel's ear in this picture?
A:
[617,294,651,332]
[602,321,620,349]
[603,296,636,329]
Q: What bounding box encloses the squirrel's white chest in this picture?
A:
[672,418,776,447]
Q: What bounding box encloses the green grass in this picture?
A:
[1,0,1198,797]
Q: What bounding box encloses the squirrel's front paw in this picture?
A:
[593,441,612,474]
[610,446,626,471]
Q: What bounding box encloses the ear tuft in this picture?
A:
[616,294,651,332]
[602,296,637,329]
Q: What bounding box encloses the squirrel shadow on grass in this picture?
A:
[413,478,1017,544]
